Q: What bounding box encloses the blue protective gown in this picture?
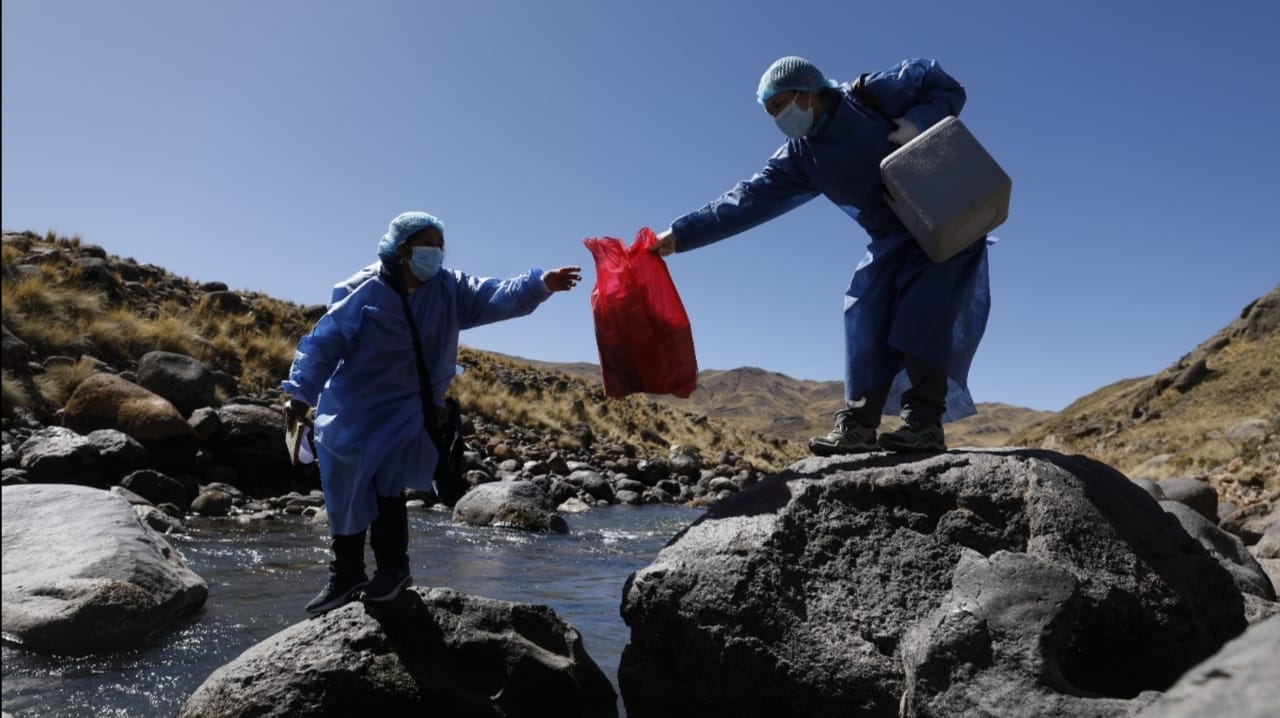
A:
[282,263,552,535]
[670,58,992,422]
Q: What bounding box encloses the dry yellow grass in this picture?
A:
[3,231,797,468]
[1014,330,1280,499]
[34,357,102,407]
[449,347,803,469]
[2,370,33,416]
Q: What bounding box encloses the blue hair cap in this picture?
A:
[377,211,444,260]
[757,56,840,105]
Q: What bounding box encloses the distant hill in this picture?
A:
[492,355,1055,449]
[1011,283,1280,500]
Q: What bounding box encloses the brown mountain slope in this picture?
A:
[1012,284,1280,501]
[500,355,1053,448]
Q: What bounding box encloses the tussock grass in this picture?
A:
[82,309,205,362]
[2,274,104,326]
[2,370,33,416]
[34,358,101,407]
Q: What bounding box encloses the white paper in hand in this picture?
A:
[285,409,316,465]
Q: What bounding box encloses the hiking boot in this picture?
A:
[877,422,946,453]
[305,573,368,615]
[808,410,878,456]
[364,567,412,603]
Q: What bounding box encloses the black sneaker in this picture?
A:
[808,409,878,457]
[364,567,412,603]
[877,422,946,453]
[305,573,368,615]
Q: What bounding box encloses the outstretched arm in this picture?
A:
[654,148,818,256]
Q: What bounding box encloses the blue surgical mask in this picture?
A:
[407,246,444,281]
[773,94,814,139]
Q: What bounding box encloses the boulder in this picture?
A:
[207,403,293,492]
[190,489,234,517]
[2,323,31,372]
[85,428,149,480]
[61,373,198,470]
[1221,501,1278,545]
[136,351,216,418]
[120,468,194,509]
[1133,614,1280,718]
[176,587,616,718]
[1159,501,1276,601]
[453,480,568,534]
[17,426,104,486]
[135,504,186,535]
[1157,476,1217,522]
[1,484,207,654]
[1255,520,1280,559]
[68,256,119,294]
[619,450,1249,718]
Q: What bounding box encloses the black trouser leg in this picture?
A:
[370,494,409,573]
[844,383,891,429]
[330,531,366,579]
[900,356,948,427]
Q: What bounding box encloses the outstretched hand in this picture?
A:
[543,266,582,292]
[651,229,677,257]
[888,117,920,146]
[284,398,311,425]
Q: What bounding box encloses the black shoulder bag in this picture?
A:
[388,269,468,507]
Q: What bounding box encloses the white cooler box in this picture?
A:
[880,116,1011,263]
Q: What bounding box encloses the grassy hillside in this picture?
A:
[1012,284,1280,501]
[1,231,801,470]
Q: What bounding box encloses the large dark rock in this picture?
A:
[618,450,1250,718]
[85,428,149,481]
[2,323,31,372]
[1159,500,1276,602]
[16,426,104,486]
[1133,614,1280,718]
[206,403,294,493]
[120,468,194,509]
[176,587,616,718]
[136,351,216,418]
[453,480,568,533]
[1,484,207,654]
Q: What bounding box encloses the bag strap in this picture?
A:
[851,73,892,122]
[383,265,444,446]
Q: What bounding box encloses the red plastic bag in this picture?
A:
[584,227,697,398]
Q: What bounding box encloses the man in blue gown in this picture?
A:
[653,56,992,456]
[283,211,582,613]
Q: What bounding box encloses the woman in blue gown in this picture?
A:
[283,211,581,613]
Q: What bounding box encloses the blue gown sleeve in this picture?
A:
[280,289,365,406]
[860,58,966,134]
[454,269,553,330]
[670,147,818,252]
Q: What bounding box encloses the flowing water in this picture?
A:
[1,503,704,717]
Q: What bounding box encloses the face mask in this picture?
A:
[773,94,814,139]
[407,246,444,281]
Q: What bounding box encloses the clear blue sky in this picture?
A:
[4,1,1278,412]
